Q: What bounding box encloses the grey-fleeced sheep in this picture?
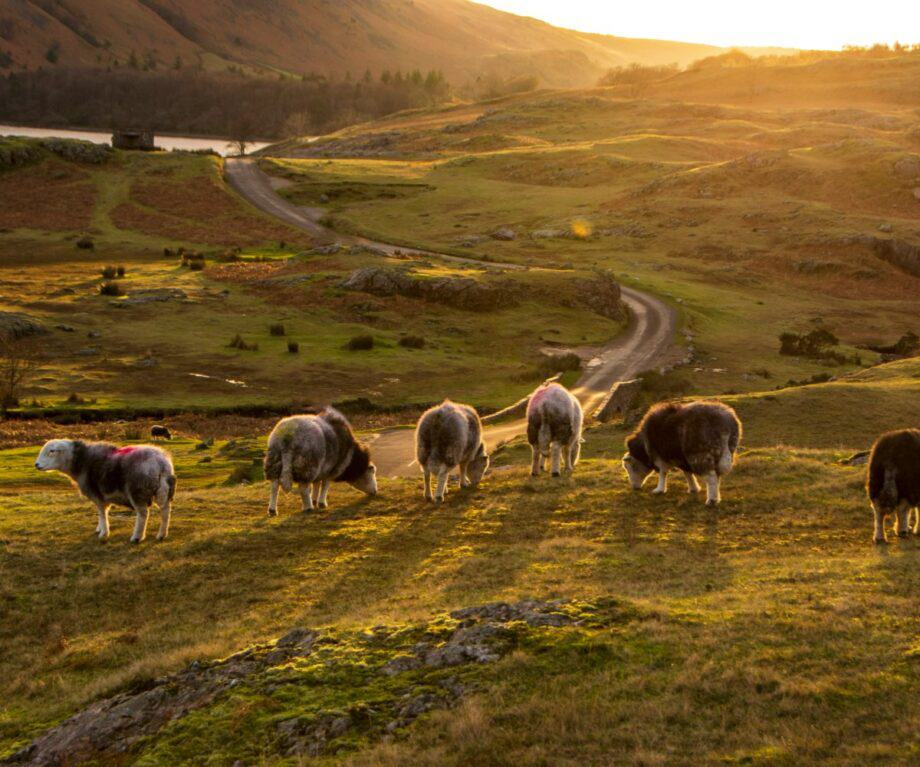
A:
[415,400,489,502]
[35,440,176,543]
[867,429,920,543]
[264,408,377,515]
[623,401,742,506]
[526,382,584,477]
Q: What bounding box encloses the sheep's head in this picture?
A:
[35,440,75,474]
[623,436,653,490]
[466,443,490,486]
[350,462,378,496]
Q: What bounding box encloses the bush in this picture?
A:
[779,329,839,357]
[116,265,125,277]
[76,235,94,250]
[538,352,582,377]
[269,323,286,337]
[228,334,259,351]
[101,265,117,279]
[99,281,123,296]
[287,340,300,354]
[347,334,374,351]
[398,335,426,349]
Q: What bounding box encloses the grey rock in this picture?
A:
[490,227,517,241]
[0,311,48,340]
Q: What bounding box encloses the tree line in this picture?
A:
[0,67,451,139]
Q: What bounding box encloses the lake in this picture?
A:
[0,124,272,156]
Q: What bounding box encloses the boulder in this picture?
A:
[0,312,48,340]
[341,267,518,311]
[576,270,628,321]
[490,227,517,241]
[594,379,643,423]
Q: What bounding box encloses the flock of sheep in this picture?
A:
[33,381,920,545]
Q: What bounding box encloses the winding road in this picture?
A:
[224,158,676,478]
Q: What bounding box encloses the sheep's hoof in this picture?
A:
[705,499,720,507]
[652,488,666,495]
[317,501,328,510]
[551,471,561,478]
[874,537,887,545]
[435,496,445,503]
[267,508,277,517]
[531,471,540,478]
[898,530,909,539]
[130,537,142,545]
[156,534,167,542]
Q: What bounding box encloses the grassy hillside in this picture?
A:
[1,375,918,763]
[0,0,726,86]
[263,86,920,400]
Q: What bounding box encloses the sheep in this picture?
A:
[150,425,172,440]
[623,401,742,506]
[867,429,920,544]
[34,440,176,543]
[415,400,489,502]
[526,382,583,477]
[264,408,377,515]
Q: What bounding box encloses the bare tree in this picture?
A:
[0,333,40,412]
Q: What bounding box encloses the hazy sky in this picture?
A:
[478,1,919,50]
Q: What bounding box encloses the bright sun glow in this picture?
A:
[479,0,920,50]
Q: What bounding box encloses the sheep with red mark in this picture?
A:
[623,401,742,506]
[415,400,489,502]
[34,440,176,543]
[867,429,920,544]
[526,382,584,477]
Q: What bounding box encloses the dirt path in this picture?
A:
[224,158,677,477]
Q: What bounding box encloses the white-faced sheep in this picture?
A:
[415,400,489,502]
[623,401,742,506]
[264,408,377,515]
[34,440,176,543]
[526,382,583,477]
[867,429,920,544]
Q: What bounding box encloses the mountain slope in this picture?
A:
[0,0,732,86]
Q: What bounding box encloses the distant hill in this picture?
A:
[0,0,789,87]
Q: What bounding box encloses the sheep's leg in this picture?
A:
[423,468,433,501]
[705,472,721,507]
[896,502,911,538]
[300,484,314,512]
[268,480,280,517]
[95,502,110,542]
[551,443,562,477]
[912,506,919,535]
[434,468,449,503]
[872,501,888,544]
[652,466,669,494]
[566,439,580,473]
[684,472,702,494]
[459,463,471,488]
[316,479,331,509]
[130,502,149,544]
[530,445,542,477]
[155,495,171,542]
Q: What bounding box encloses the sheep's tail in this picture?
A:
[717,433,734,476]
[280,449,294,493]
[879,466,899,509]
[166,474,177,502]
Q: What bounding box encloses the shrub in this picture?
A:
[287,340,300,354]
[99,281,123,296]
[347,334,374,351]
[398,335,426,349]
[76,235,94,250]
[269,323,286,337]
[779,329,839,357]
[538,352,582,377]
[228,334,258,351]
[188,259,205,271]
[116,265,125,277]
[101,265,117,279]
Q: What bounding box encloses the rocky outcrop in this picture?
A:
[595,379,643,423]
[0,312,48,339]
[574,270,628,321]
[872,238,920,277]
[6,600,628,766]
[341,267,519,310]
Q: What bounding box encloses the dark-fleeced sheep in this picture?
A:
[623,401,742,506]
[415,400,489,502]
[264,408,377,515]
[150,425,172,440]
[867,429,920,543]
[526,382,584,477]
[35,440,176,543]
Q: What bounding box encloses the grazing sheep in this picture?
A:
[35,440,176,543]
[623,401,742,506]
[526,382,583,477]
[150,425,172,440]
[416,400,489,502]
[867,429,920,544]
[264,408,377,515]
